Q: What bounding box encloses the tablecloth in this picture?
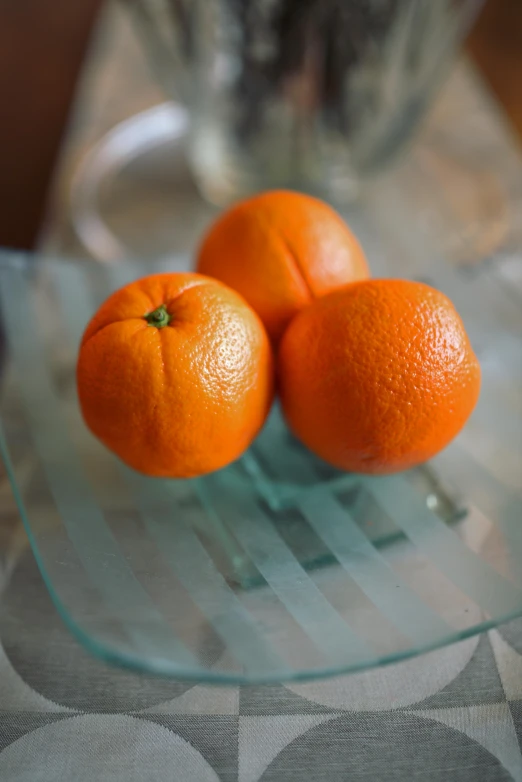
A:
[2,531,522,781]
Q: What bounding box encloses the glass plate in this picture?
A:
[0,251,521,684]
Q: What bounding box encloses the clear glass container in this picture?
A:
[123,0,483,204]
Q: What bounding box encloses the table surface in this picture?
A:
[2,5,522,781]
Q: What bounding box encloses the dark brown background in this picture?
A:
[0,0,104,250]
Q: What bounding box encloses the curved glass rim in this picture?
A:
[1,426,519,686]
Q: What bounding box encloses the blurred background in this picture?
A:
[0,0,521,265]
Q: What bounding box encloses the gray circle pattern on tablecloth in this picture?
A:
[239,630,506,716]
[259,713,513,782]
[2,549,522,780]
[0,714,221,782]
[0,548,220,711]
[283,631,481,712]
[411,631,506,710]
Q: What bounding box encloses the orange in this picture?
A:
[279,279,481,474]
[77,273,274,478]
[196,190,369,342]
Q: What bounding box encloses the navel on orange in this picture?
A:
[77,273,274,478]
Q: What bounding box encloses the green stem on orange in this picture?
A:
[145,304,172,328]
